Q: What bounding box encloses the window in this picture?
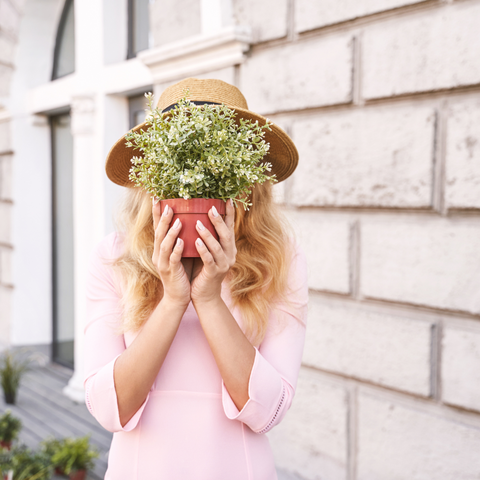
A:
[52,0,75,80]
[50,113,75,368]
[127,0,150,58]
[128,93,151,128]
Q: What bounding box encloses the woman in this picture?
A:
[83,78,309,479]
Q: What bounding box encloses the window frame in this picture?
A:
[51,0,75,80]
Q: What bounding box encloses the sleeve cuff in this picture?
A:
[85,354,153,433]
[221,347,284,432]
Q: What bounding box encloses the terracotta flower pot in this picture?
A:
[0,440,11,450]
[69,469,86,480]
[160,198,226,258]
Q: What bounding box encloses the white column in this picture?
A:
[63,95,105,403]
[64,0,105,402]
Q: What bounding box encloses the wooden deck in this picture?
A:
[0,362,110,480]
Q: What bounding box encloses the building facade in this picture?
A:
[1,0,480,478]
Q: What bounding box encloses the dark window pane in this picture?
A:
[129,93,150,129]
[52,0,75,79]
[50,113,75,368]
[128,0,149,58]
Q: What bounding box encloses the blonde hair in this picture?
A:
[106,182,297,346]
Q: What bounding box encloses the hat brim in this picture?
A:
[105,105,299,188]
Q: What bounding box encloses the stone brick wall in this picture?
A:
[0,0,22,346]
[230,1,480,479]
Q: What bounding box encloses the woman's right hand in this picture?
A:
[152,199,191,308]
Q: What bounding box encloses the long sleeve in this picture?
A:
[221,240,309,433]
[83,232,153,433]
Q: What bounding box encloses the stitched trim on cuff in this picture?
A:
[256,383,286,434]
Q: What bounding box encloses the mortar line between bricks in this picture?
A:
[263,84,480,119]
[432,321,443,402]
[300,364,480,428]
[281,205,480,217]
[308,289,480,323]
[349,220,360,299]
[434,101,448,215]
[352,35,363,107]
[286,0,296,42]
[295,0,441,40]
[249,0,441,53]
[347,385,358,480]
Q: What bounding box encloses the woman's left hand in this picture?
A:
[190,199,237,305]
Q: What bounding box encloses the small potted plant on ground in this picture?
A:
[0,447,13,480]
[0,410,22,451]
[51,435,99,480]
[39,436,66,475]
[7,443,52,480]
[0,349,32,405]
[124,92,275,257]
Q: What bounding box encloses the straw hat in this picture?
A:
[105,77,299,187]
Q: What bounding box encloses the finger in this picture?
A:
[170,238,184,267]
[208,206,236,260]
[225,198,235,230]
[154,204,174,248]
[159,218,182,271]
[195,237,216,272]
[152,197,161,231]
[195,220,228,269]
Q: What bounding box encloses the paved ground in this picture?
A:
[0,362,110,480]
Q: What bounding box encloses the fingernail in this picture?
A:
[173,218,180,229]
[176,238,182,247]
[196,238,204,247]
[196,220,205,230]
[163,205,169,216]
[230,199,234,207]
[212,206,219,217]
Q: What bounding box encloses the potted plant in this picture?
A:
[39,436,66,475]
[50,435,99,480]
[125,92,275,257]
[6,444,52,480]
[0,349,32,405]
[0,447,13,480]
[0,410,22,451]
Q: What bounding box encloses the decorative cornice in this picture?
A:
[138,25,251,84]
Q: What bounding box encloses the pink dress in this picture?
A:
[83,231,308,479]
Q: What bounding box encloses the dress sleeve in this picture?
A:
[83,232,153,433]
[221,240,309,434]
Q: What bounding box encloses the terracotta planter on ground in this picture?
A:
[160,198,226,258]
[69,469,86,480]
[54,466,66,475]
[0,440,11,450]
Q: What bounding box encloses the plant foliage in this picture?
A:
[0,350,31,402]
[50,435,99,474]
[0,410,22,443]
[125,91,276,209]
[2,444,52,480]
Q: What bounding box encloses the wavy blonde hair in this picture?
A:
[107,182,297,346]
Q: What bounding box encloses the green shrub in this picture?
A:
[50,434,99,474]
[6,444,52,480]
[0,409,22,444]
[0,349,32,405]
